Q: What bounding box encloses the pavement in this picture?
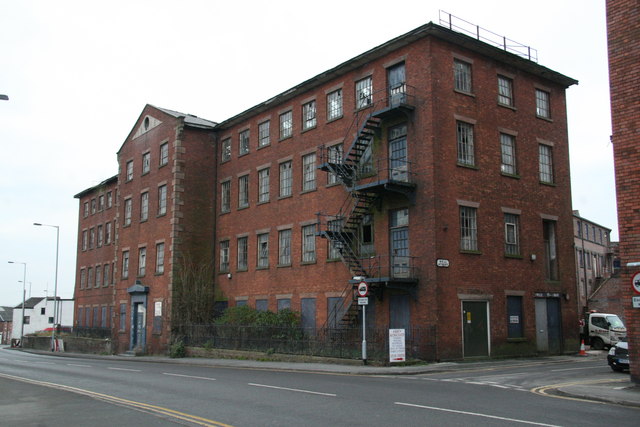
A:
[8,346,640,408]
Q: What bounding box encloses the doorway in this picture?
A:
[462,301,489,357]
[535,297,563,353]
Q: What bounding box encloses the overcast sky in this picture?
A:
[0,0,614,308]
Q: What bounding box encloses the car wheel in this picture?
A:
[591,337,604,350]
[611,365,624,372]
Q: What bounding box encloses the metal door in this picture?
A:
[389,294,410,330]
[132,303,145,348]
[535,298,548,352]
[546,298,563,353]
[462,301,489,357]
[387,63,406,106]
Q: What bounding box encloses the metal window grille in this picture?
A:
[456,121,475,166]
[460,206,478,251]
[454,60,472,92]
[237,237,248,270]
[238,175,249,208]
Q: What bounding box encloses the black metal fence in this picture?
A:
[174,324,437,362]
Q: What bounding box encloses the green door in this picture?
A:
[462,301,489,357]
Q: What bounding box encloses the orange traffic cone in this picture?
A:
[578,339,587,356]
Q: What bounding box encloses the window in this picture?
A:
[456,121,475,166]
[258,121,270,147]
[238,175,249,208]
[158,185,167,216]
[89,228,95,249]
[359,214,374,255]
[538,144,554,184]
[460,206,478,251]
[500,133,517,175]
[498,76,513,106]
[256,299,268,312]
[258,168,270,203]
[97,225,103,247]
[327,219,343,260]
[160,142,169,166]
[279,161,292,197]
[140,192,149,221]
[221,181,231,212]
[302,153,316,191]
[302,224,316,263]
[138,247,146,276]
[327,89,343,120]
[124,198,132,226]
[543,220,559,280]
[536,89,550,118]
[278,229,291,266]
[88,267,94,288]
[221,138,231,162]
[355,77,373,109]
[126,160,133,181]
[106,191,112,208]
[507,296,524,338]
[119,303,126,332]
[91,199,96,214]
[505,213,520,256]
[302,100,317,130]
[257,233,269,268]
[237,237,248,270]
[390,208,410,277]
[103,264,110,286]
[220,240,230,273]
[98,195,105,211]
[277,298,291,311]
[23,316,30,325]
[454,59,472,92]
[105,222,111,245]
[95,265,102,287]
[142,152,151,174]
[82,230,88,251]
[279,110,293,139]
[101,306,107,328]
[83,202,89,218]
[327,144,343,185]
[41,307,46,315]
[80,268,86,289]
[239,129,250,156]
[122,251,130,279]
[156,243,165,274]
[78,308,83,326]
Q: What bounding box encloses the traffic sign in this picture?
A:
[357,281,368,297]
[358,297,368,305]
[632,271,640,295]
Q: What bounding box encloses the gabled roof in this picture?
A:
[14,297,44,310]
[154,106,218,129]
[0,306,14,322]
[74,174,118,199]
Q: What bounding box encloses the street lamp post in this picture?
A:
[8,261,27,346]
[34,223,59,351]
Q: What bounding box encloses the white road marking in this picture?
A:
[163,373,216,381]
[550,366,604,372]
[248,383,336,397]
[107,367,141,372]
[394,402,562,426]
[67,363,91,368]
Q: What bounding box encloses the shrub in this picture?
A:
[169,341,186,358]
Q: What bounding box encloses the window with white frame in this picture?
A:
[138,247,146,277]
[327,89,343,120]
[302,100,317,130]
[258,121,270,147]
[238,175,249,208]
[497,75,513,106]
[302,153,316,191]
[142,152,151,174]
[454,59,472,93]
[221,138,231,162]
[456,121,475,166]
[140,192,149,221]
[500,133,517,175]
[355,77,373,109]
[257,233,269,268]
[504,213,520,256]
[237,236,248,270]
[460,206,478,251]
[221,181,231,212]
[327,144,343,185]
[536,89,550,118]
[279,111,293,139]
[124,198,132,226]
[279,161,292,197]
[158,185,167,216]
[122,250,130,279]
[160,142,169,166]
[258,168,270,203]
[219,240,230,273]
[126,160,133,181]
[302,224,316,263]
[278,229,291,266]
[538,144,554,184]
[239,130,250,155]
[156,242,165,274]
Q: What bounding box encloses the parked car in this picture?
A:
[607,339,629,372]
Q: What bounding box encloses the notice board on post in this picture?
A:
[389,329,406,363]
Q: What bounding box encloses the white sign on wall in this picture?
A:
[389,329,406,363]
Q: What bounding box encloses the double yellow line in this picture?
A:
[0,372,233,427]
[531,378,629,404]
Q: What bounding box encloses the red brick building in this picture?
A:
[607,0,640,384]
[74,21,580,359]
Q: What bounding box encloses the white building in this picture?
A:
[11,297,74,339]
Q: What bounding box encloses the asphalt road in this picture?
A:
[0,348,637,426]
